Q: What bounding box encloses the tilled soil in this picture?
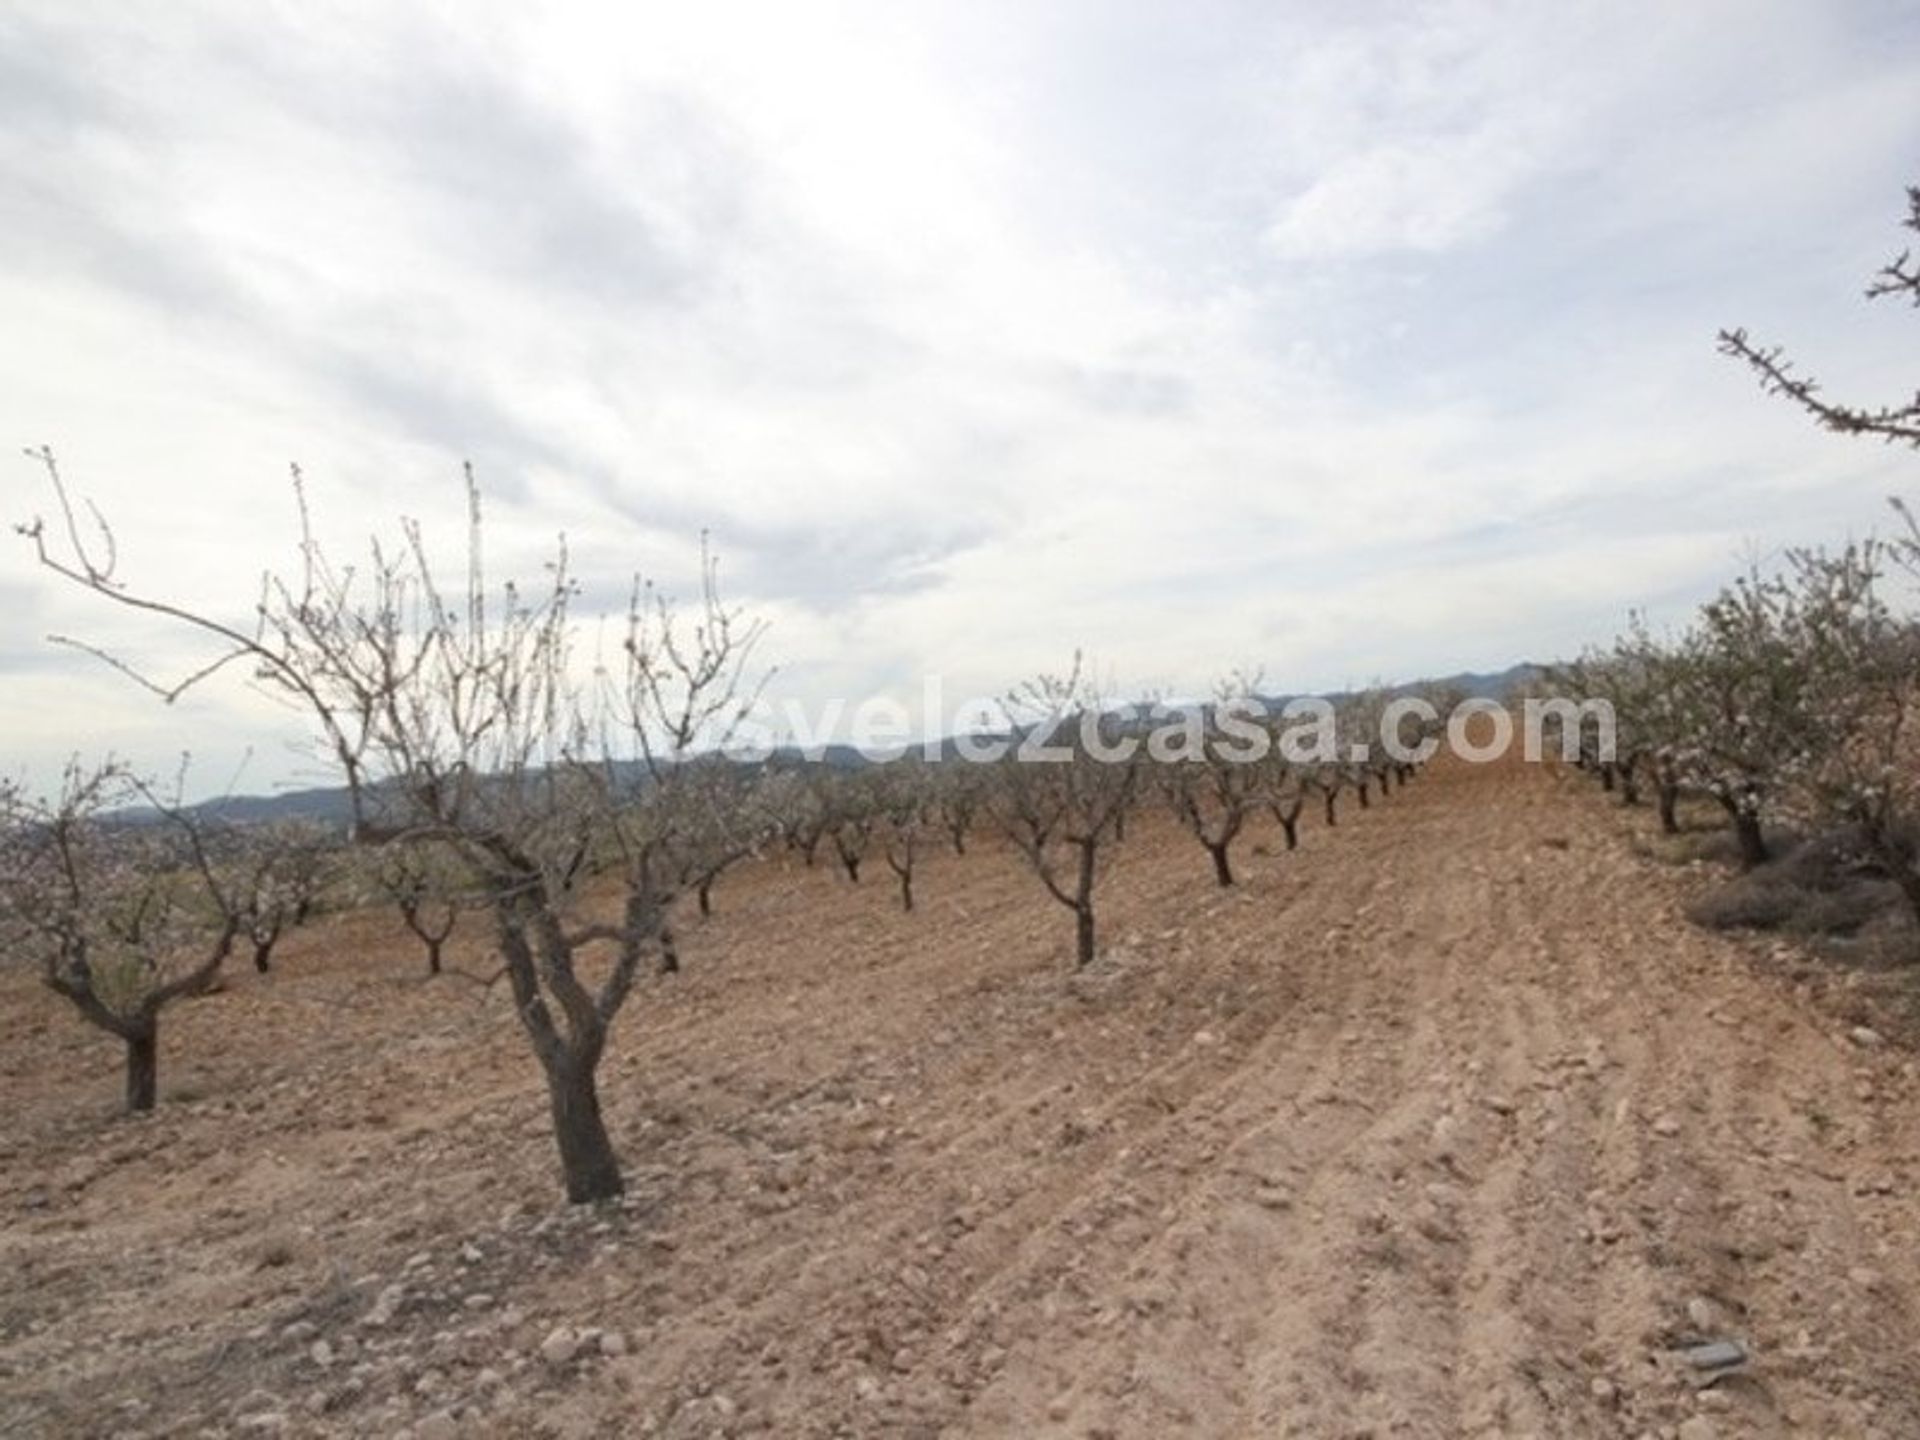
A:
[2,754,1917,1439]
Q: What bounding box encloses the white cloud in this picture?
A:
[2,0,1917,795]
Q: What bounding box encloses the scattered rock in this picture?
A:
[540,1326,583,1367]
[1850,1026,1885,1048]
[414,1409,460,1440]
[1678,1418,1719,1440]
[1684,1340,1747,1374]
[361,1284,406,1328]
[598,1330,628,1358]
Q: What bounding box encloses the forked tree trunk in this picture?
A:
[897,868,914,912]
[252,937,276,974]
[424,937,444,976]
[1206,840,1234,888]
[544,1055,623,1203]
[125,1027,158,1113]
[1278,812,1299,851]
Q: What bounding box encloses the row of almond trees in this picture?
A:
[1544,184,1920,918]
[2,451,1434,1201]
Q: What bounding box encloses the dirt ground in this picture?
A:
[3,753,1918,1440]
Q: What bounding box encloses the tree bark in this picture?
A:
[1279,813,1299,851]
[1323,789,1338,826]
[425,937,443,976]
[251,938,275,974]
[898,869,914,912]
[1355,779,1371,809]
[1207,841,1234,887]
[1656,783,1679,835]
[545,1056,624,1203]
[125,1028,158,1113]
[1073,840,1097,967]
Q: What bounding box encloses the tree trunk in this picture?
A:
[251,938,275,974]
[1207,841,1234,887]
[1073,841,1097,967]
[1599,763,1615,793]
[545,1056,624,1203]
[697,878,714,918]
[1723,801,1769,867]
[948,826,967,856]
[1279,814,1299,851]
[1355,779,1371,809]
[657,928,680,975]
[1323,789,1338,826]
[1656,783,1679,835]
[1618,762,1641,806]
[898,869,914,912]
[425,937,443,976]
[125,1028,158,1113]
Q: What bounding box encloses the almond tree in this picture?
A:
[875,763,929,912]
[1665,569,1832,866]
[1775,538,1920,920]
[373,840,468,977]
[823,771,878,884]
[0,762,237,1111]
[934,763,982,856]
[216,819,334,974]
[20,459,767,1202]
[1155,688,1266,887]
[1262,756,1310,851]
[988,660,1140,967]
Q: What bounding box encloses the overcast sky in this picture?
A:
[4,0,1917,796]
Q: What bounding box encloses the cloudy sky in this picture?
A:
[3,0,1917,795]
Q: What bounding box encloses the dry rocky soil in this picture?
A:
[3,754,1919,1439]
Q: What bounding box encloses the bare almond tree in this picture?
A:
[215,819,334,974]
[373,840,468,977]
[1154,687,1266,887]
[876,764,928,912]
[19,458,767,1202]
[988,659,1139,967]
[0,761,237,1111]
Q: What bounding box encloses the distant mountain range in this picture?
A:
[156,663,1543,827]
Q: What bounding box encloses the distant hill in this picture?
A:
[143,664,1545,826]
